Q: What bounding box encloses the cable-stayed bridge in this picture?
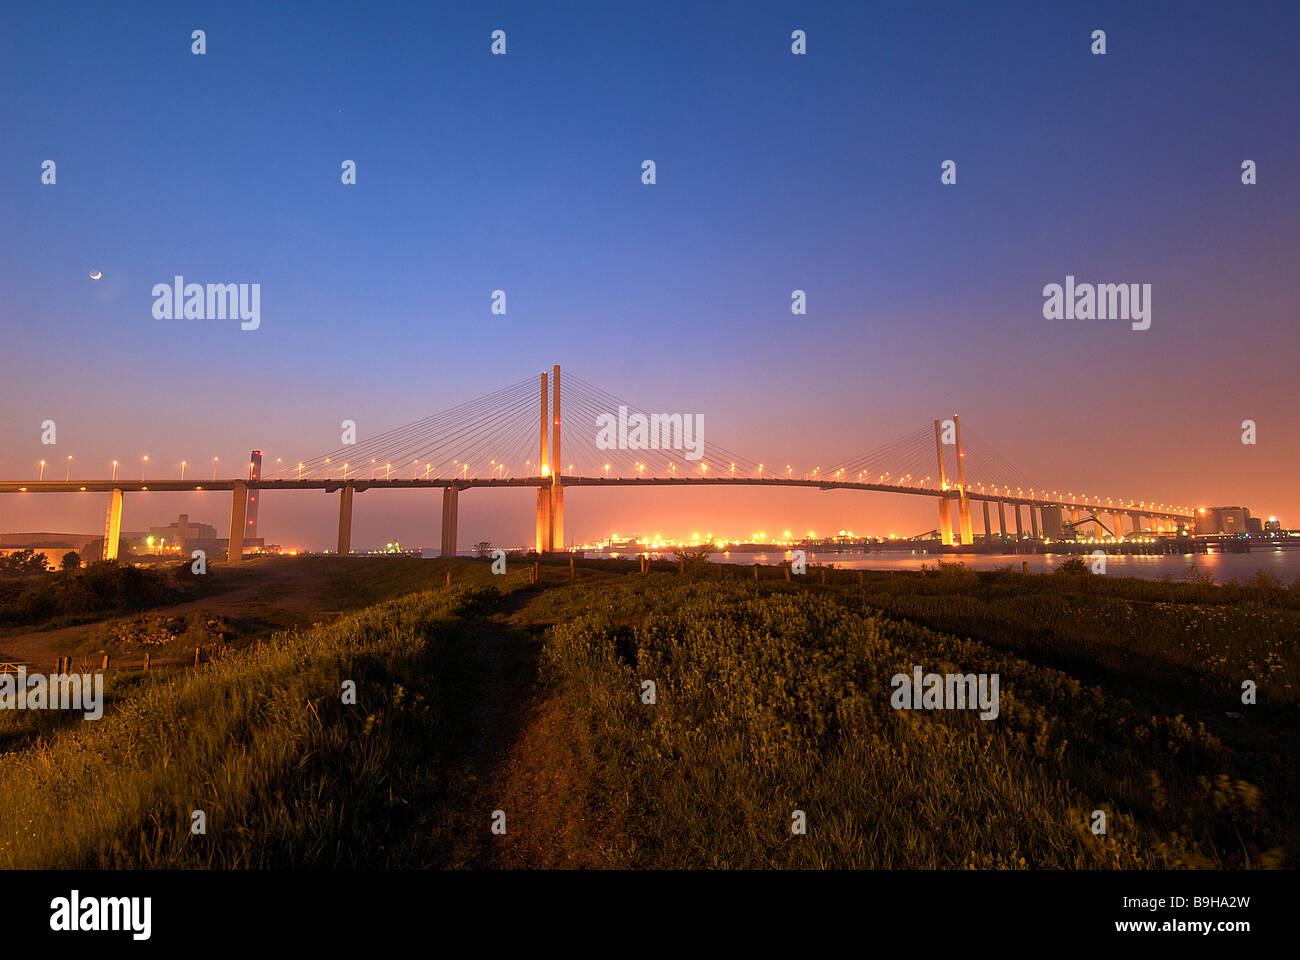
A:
[0,366,1195,559]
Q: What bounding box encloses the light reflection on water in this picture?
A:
[626,544,1300,584]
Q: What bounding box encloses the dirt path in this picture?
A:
[471,596,616,869]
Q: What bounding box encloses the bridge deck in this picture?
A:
[0,477,1192,519]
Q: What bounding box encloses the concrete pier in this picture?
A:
[102,488,123,561]
[336,485,354,556]
[440,485,459,558]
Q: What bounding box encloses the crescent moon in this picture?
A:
[89,271,102,280]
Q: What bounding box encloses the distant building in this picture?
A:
[1265,517,1282,532]
[1246,516,1263,535]
[1195,506,1254,536]
[142,514,217,554]
[1220,507,1251,536]
[136,514,267,555]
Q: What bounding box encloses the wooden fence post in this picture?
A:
[194,646,201,668]
[570,555,576,579]
[102,653,110,671]
[753,563,759,580]
[1022,561,1028,575]
[143,651,150,672]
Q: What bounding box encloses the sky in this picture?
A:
[2,0,1298,551]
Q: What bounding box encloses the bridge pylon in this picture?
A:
[953,414,974,545]
[933,419,955,546]
[535,370,551,552]
[534,366,565,552]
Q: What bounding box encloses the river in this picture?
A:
[692,543,1300,584]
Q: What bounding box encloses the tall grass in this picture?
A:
[541,576,1294,868]
[0,584,512,868]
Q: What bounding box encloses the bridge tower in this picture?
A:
[953,414,974,545]
[536,371,551,552]
[535,365,564,552]
[246,450,262,541]
[933,419,954,546]
[551,364,564,550]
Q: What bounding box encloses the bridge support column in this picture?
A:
[933,420,954,546]
[997,501,1007,540]
[336,485,353,556]
[982,501,991,544]
[551,364,564,550]
[938,498,954,546]
[441,486,459,558]
[102,488,124,561]
[536,490,551,553]
[1111,512,1125,538]
[535,370,552,552]
[953,415,974,545]
[1030,505,1039,539]
[229,481,247,561]
[1013,503,1023,539]
[551,484,564,550]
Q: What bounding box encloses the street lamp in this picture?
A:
[65,455,73,481]
[39,459,46,480]
[213,457,219,481]
[180,460,187,481]
[111,460,118,481]
[140,455,147,481]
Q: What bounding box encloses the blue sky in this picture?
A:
[2,1,1297,548]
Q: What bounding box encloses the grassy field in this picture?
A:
[0,557,1294,868]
